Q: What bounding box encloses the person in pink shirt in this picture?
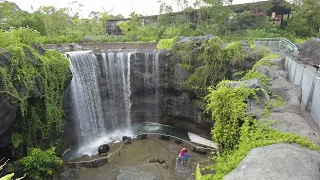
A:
[176,148,186,161]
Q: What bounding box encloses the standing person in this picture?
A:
[183,150,189,166]
[177,148,186,161]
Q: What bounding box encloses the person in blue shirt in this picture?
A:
[183,150,189,166]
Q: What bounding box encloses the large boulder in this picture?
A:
[98,144,110,154]
[297,38,320,65]
[224,143,320,180]
[254,58,302,115]
[262,112,319,142]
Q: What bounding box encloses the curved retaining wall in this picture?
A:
[66,133,217,168]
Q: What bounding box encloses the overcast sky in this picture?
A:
[10,0,265,18]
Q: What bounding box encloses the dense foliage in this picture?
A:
[0,27,71,148]
[196,54,319,179]
[1,0,318,44]
[176,37,251,98]
[157,36,179,50]
[18,148,62,180]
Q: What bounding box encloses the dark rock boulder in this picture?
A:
[98,144,110,154]
[122,136,131,141]
[122,136,132,145]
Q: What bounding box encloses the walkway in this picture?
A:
[76,139,213,180]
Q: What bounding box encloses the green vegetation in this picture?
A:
[0,0,319,179]
[18,148,62,180]
[178,38,250,97]
[157,36,179,50]
[0,27,69,179]
[1,0,319,44]
[226,41,246,65]
[195,54,319,180]
[0,28,71,148]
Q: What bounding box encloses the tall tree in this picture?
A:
[288,0,320,37]
[158,0,173,14]
[202,0,232,35]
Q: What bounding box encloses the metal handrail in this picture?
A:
[253,37,299,56]
[280,37,299,55]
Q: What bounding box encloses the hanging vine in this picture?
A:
[0,28,71,148]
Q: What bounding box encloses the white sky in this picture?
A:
[10,0,266,18]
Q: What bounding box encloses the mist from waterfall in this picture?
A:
[68,51,106,146]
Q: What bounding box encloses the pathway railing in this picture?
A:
[254,37,299,56]
[66,132,217,167]
[254,38,320,125]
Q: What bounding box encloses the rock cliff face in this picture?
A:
[93,50,212,136]
[62,41,261,140]
[0,46,72,155]
[0,52,20,148]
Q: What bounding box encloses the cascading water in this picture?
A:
[68,51,106,146]
[102,51,132,129]
[153,51,160,122]
[64,50,165,159]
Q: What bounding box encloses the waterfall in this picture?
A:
[153,51,160,122]
[68,51,106,145]
[102,51,132,129]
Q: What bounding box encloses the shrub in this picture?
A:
[19,148,62,180]
[162,24,195,39]
[226,41,246,65]
[0,27,43,47]
[156,36,179,50]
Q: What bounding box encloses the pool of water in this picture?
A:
[62,122,190,161]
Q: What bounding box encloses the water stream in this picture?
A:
[68,51,106,146]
